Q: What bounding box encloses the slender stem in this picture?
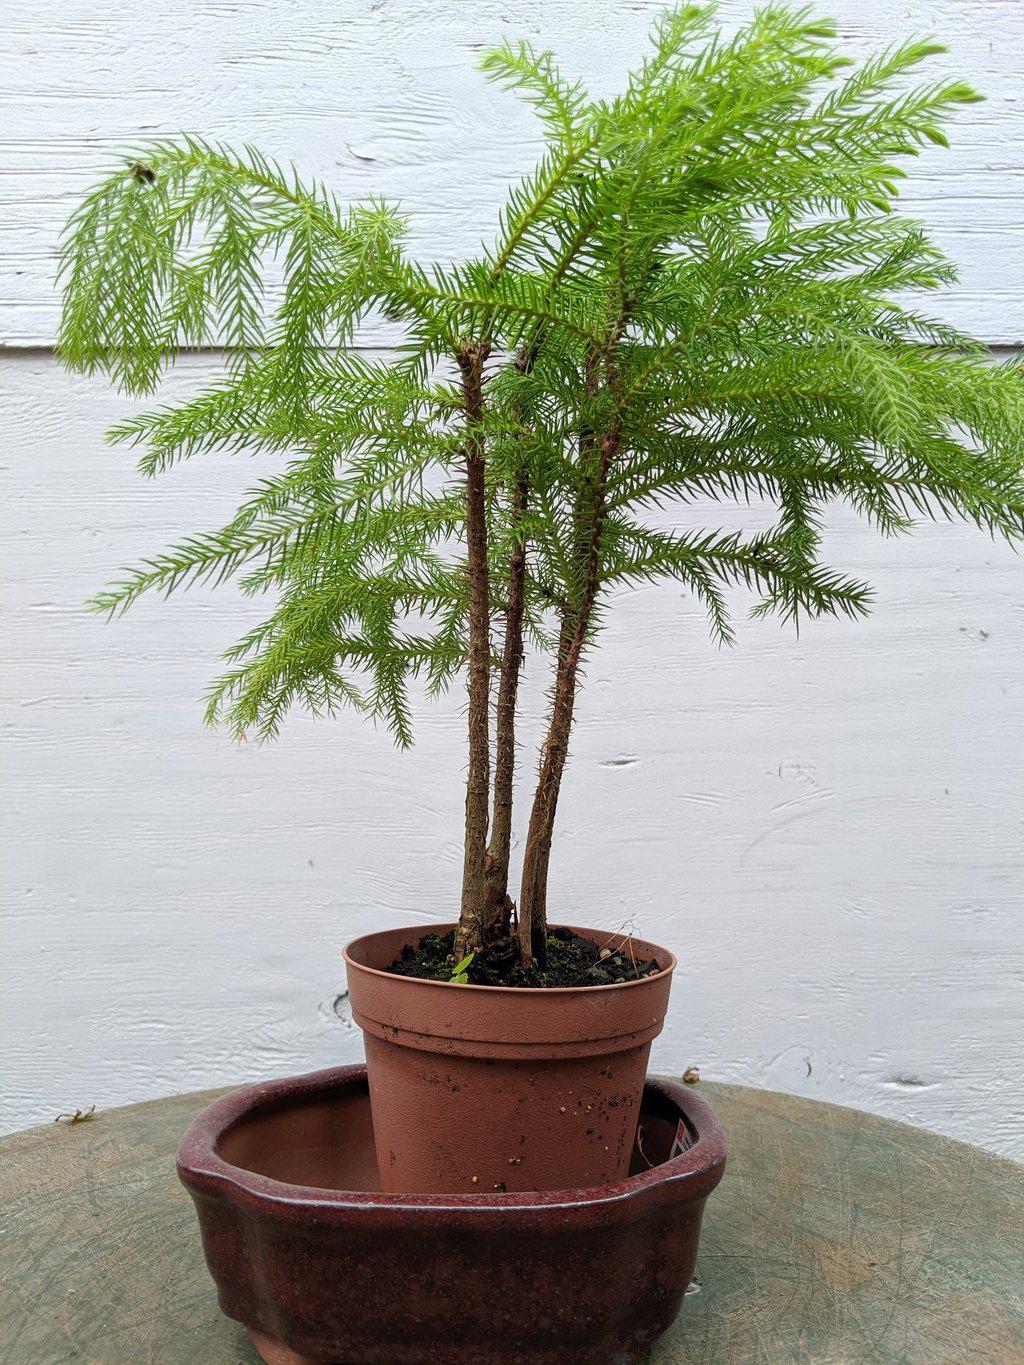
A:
[455,340,492,958]
[518,315,628,964]
[485,467,529,922]
[518,427,618,963]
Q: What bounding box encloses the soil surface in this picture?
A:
[384,926,661,988]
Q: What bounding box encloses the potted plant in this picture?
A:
[61,0,1020,1271]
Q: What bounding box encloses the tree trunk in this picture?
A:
[484,469,528,935]
[516,617,580,963]
[518,428,618,963]
[455,340,492,958]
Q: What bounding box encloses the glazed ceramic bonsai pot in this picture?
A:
[343,923,676,1193]
[177,1063,725,1365]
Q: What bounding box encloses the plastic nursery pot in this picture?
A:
[343,923,676,1194]
[177,1063,725,1365]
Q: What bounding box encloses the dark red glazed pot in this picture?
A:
[177,1063,725,1365]
[344,922,675,1194]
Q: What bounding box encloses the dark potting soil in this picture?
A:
[383,926,661,988]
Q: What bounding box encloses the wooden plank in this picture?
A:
[2,0,1024,345]
[4,350,1023,1155]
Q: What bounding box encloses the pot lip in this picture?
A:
[177,1063,725,1216]
[343,921,677,996]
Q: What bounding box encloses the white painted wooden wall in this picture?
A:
[2,0,1022,1158]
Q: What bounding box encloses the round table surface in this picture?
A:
[3,1079,1022,1364]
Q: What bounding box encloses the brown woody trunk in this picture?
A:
[518,427,618,964]
[484,469,528,935]
[481,343,538,939]
[455,341,492,959]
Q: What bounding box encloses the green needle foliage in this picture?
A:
[59,3,1024,966]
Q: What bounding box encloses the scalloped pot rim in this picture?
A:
[177,1064,725,1212]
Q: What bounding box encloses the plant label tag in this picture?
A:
[670,1119,694,1159]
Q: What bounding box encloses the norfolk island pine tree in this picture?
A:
[58,4,1024,975]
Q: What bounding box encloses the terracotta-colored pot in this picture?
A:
[344,923,676,1194]
[177,1063,725,1365]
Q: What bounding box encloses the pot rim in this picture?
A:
[343,921,677,996]
[177,1063,725,1217]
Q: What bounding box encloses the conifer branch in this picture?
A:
[59,4,1024,963]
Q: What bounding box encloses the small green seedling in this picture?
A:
[450,953,475,984]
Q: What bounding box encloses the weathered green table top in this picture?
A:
[3,1080,1022,1363]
